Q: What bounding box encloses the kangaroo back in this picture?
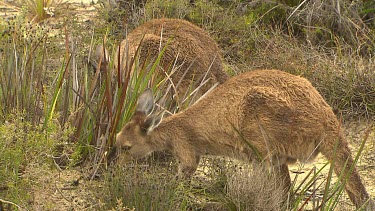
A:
[115,18,228,101]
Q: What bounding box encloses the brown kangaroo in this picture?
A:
[114,69,373,209]
[114,18,229,101]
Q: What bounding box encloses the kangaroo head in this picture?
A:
[114,89,163,158]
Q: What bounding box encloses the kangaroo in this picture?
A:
[114,69,373,209]
[114,18,229,102]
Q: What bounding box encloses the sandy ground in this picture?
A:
[26,167,97,210]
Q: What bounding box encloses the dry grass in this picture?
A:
[286,0,374,53]
[226,162,285,211]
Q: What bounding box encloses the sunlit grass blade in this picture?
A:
[43,56,70,130]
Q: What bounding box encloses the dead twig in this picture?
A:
[0,198,23,210]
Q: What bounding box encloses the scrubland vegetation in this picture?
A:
[0,0,374,210]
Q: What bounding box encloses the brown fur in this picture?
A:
[115,18,229,99]
[115,69,373,209]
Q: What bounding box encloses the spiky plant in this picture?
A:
[21,0,65,23]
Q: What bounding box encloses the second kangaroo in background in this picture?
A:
[114,69,373,209]
[115,18,229,102]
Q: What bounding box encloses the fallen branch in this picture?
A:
[0,198,22,210]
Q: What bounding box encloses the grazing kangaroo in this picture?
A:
[114,69,373,209]
[115,18,229,101]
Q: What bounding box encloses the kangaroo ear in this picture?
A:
[136,88,154,115]
[141,111,164,134]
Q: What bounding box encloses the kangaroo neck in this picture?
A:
[149,112,190,151]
